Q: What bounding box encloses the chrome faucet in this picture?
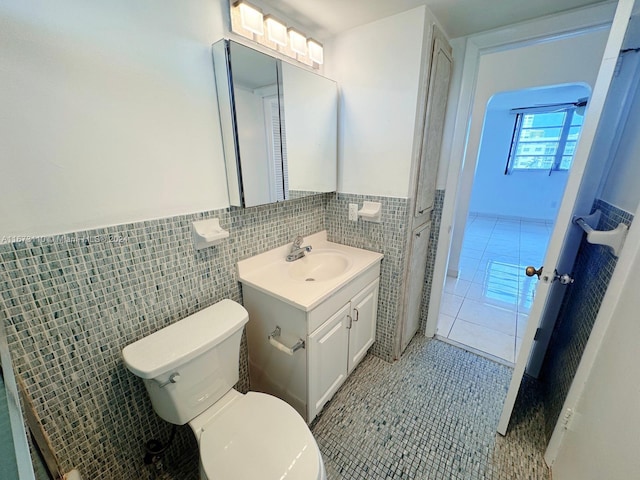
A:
[286,235,312,262]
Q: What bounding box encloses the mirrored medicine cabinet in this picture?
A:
[212,39,338,208]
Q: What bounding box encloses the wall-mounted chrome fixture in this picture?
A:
[231,1,324,69]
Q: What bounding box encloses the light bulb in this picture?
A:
[236,1,264,36]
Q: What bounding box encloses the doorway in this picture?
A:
[435,84,590,364]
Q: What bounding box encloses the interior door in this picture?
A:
[401,222,432,352]
[497,0,635,435]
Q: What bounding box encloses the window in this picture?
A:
[505,109,583,174]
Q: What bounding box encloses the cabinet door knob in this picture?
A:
[346,315,353,329]
[353,308,359,322]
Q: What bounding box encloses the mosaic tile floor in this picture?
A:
[438,215,554,363]
[311,336,549,480]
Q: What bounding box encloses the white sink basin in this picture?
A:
[288,250,352,282]
[237,231,384,311]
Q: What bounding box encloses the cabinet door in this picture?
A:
[348,279,379,374]
[401,222,431,352]
[414,29,453,220]
[308,303,350,421]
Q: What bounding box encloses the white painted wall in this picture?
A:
[447,28,609,273]
[600,52,640,213]
[325,7,428,197]
[552,227,640,480]
[468,85,590,222]
[469,108,567,221]
[459,28,609,220]
[0,0,230,238]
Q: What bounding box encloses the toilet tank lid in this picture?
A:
[122,299,249,379]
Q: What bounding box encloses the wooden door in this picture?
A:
[414,29,453,223]
[401,222,431,352]
[497,0,634,435]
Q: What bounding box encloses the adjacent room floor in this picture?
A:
[312,336,549,480]
[436,215,553,364]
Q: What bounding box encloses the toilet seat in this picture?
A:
[199,392,322,480]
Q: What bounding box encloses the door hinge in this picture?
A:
[561,408,573,430]
[561,408,581,431]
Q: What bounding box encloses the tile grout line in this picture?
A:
[443,215,552,364]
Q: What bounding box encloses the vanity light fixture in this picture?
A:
[235,1,264,36]
[229,3,324,69]
[265,15,288,46]
[288,28,308,55]
[307,39,324,65]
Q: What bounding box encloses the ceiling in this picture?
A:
[260,0,609,39]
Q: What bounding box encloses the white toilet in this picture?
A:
[122,299,326,480]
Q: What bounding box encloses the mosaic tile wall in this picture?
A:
[420,189,446,333]
[0,373,20,480]
[539,198,633,441]
[0,194,327,480]
[324,193,409,361]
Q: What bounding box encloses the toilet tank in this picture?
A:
[122,299,249,425]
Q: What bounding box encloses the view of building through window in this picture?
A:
[506,109,584,173]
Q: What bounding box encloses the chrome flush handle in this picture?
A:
[156,372,181,388]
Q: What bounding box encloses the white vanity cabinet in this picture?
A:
[242,260,381,423]
[308,278,379,420]
[238,231,383,422]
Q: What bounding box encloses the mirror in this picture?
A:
[212,40,337,207]
[281,62,338,199]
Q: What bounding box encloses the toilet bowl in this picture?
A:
[122,299,326,479]
[191,390,326,480]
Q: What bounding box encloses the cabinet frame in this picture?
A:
[243,264,381,423]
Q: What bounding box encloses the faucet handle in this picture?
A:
[292,235,304,248]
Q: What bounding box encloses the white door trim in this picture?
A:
[425,1,616,337]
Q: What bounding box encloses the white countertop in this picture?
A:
[237,231,384,311]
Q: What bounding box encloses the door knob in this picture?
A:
[525,266,543,279]
[525,266,575,285]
